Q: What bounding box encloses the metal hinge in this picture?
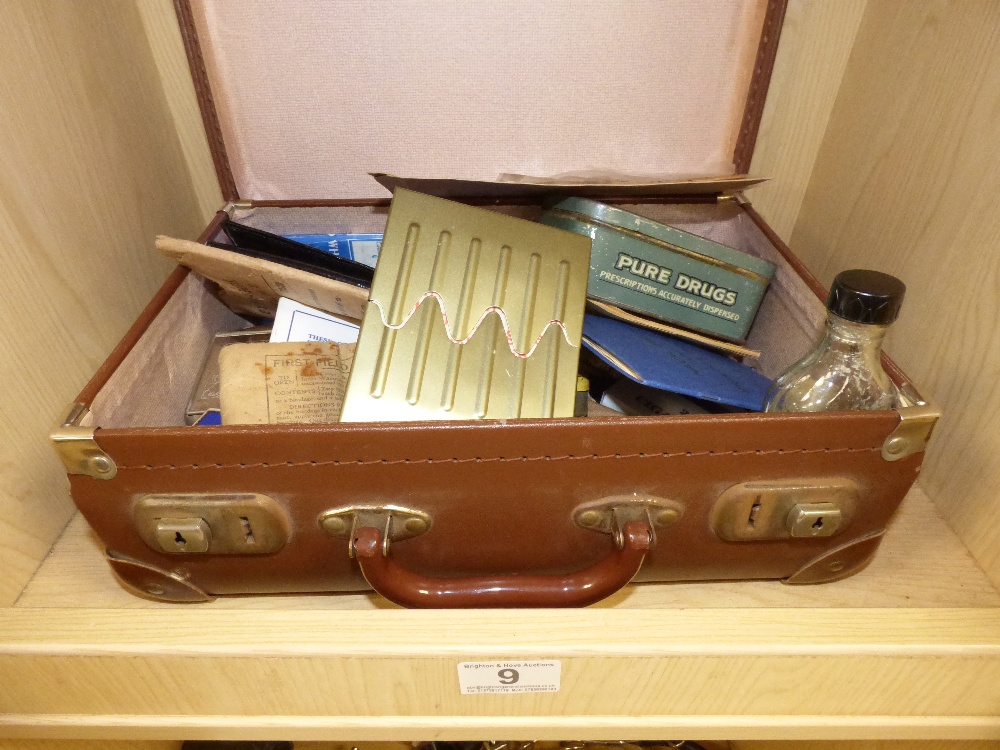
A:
[573,496,683,549]
[318,505,432,557]
[50,403,117,480]
[883,401,942,461]
[222,200,252,217]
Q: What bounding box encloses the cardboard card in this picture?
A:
[157,236,370,320]
[219,342,355,425]
[371,172,767,200]
[586,299,760,359]
[581,315,772,412]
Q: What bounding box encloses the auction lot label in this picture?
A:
[457,660,561,694]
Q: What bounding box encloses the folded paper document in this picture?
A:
[219,342,354,425]
[270,297,359,344]
[600,378,711,417]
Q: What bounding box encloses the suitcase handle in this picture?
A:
[352,520,652,608]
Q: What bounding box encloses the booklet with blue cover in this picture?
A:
[581,314,772,411]
[282,233,382,267]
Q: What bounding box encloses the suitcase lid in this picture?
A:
[179,0,785,203]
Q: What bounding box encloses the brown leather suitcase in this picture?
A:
[50,0,940,608]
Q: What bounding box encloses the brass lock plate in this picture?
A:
[787,503,843,538]
[134,493,289,555]
[711,479,857,542]
[154,518,211,553]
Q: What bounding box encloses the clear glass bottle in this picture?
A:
[765,269,905,413]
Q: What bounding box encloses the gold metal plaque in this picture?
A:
[341,189,591,422]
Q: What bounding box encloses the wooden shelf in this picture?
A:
[3,486,999,742]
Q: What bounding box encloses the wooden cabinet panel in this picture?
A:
[788,0,1000,589]
[748,0,867,241]
[0,1,208,604]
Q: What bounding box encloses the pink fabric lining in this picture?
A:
[190,0,768,200]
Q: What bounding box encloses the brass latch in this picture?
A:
[50,402,117,480]
[883,401,941,461]
[319,505,432,557]
[573,496,683,549]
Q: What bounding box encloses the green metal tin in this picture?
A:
[539,197,775,342]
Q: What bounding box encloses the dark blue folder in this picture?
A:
[582,315,772,411]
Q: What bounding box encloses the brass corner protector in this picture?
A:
[783,530,884,585]
[106,551,214,603]
[50,402,117,480]
[882,401,942,462]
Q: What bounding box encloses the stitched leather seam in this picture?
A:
[122,445,880,471]
[733,0,789,173]
[174,0,239,200]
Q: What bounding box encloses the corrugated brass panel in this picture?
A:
[341,189,590,422]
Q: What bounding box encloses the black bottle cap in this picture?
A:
[827,269,906,325]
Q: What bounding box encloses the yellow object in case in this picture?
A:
[341,189,591,422]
